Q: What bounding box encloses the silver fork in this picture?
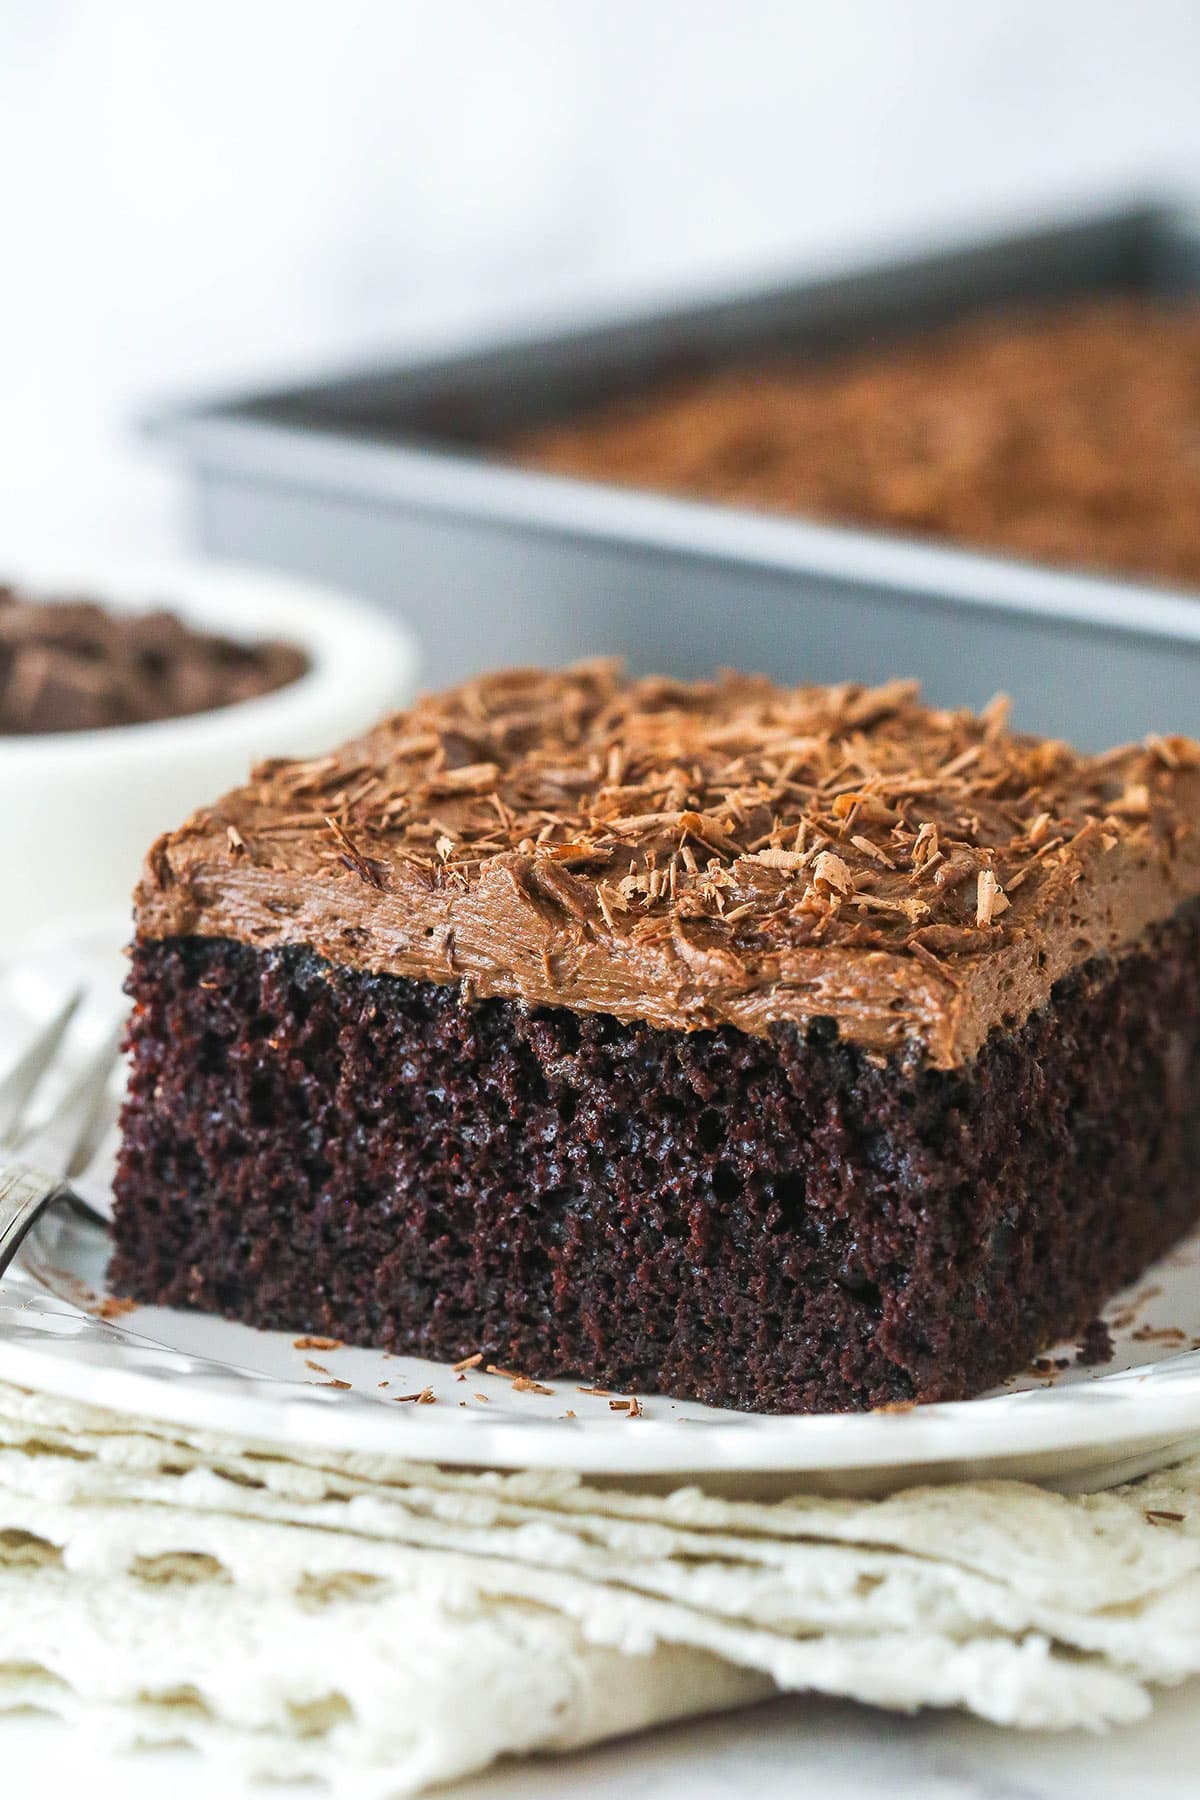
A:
[0,993,123,1278]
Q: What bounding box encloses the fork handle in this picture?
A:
[0,1166,66,1278]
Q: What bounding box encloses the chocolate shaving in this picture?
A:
[325,816,389,889]
[975,868,1010,928]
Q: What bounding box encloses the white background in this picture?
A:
[0,0,1198,553]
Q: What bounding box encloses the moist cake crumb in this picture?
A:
[1076,1319,1117,1367]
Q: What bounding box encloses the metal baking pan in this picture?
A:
[149,198,1200,749]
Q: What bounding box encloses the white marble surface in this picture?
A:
[4,1684,1200,1799]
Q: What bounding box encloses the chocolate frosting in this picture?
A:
[134,662,1200,1068]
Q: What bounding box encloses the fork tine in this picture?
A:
[0,990,82,1141]
[14,1021,124,1179]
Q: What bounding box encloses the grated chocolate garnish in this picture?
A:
[141,662,1200,1067]
[324,816,389,890]
[190,665,1200,967]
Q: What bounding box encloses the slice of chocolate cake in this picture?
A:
[112,663,1200,1413]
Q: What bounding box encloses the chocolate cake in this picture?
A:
[113,663,1200,1413]
[509,298,1200,592]
[0,585,307,734]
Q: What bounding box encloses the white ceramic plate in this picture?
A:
[3,917,1200,1496]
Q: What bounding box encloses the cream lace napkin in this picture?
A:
[0,1380,1198,1796]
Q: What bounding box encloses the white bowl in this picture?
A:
[0,554,419,946]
